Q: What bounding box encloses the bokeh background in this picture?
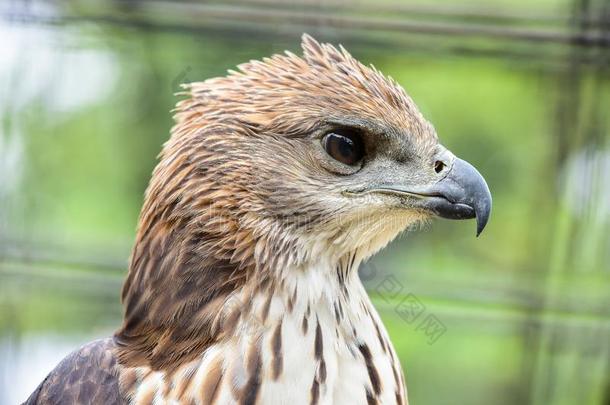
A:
[1,0,609,404]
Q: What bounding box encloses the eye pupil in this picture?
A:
[323,130,364,166]
[336,135,353,158]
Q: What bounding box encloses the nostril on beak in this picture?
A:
[434,160,446,174]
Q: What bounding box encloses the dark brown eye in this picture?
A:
[322,130,364,166]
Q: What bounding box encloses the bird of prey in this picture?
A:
[25,34,491,405]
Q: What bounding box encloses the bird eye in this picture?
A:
[322,130,364,166]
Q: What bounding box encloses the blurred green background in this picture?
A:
[0,0,609,404]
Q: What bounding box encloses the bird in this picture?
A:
[25,34,491,405]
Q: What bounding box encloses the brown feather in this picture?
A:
[114,34,436,375]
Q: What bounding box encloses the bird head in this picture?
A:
[168,34,491,265]
[117,34,491,370]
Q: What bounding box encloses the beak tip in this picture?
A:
[474,199,491,237]
[475,222,484,237]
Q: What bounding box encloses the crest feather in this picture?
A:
[301,33,357,70]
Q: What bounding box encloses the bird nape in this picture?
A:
[25,34,491,405]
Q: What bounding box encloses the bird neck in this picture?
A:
[214,253,407,402]
[119,248,408,404]
[220,250,366,341]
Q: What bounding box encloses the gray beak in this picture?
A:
[415,158,492,236]
[352,157,492,236]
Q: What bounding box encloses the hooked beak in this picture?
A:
[415,157,492,236]
[352,158,492,236]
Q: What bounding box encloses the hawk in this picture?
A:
[25,34,491,405]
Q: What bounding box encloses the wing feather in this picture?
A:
[23,338,125,405]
